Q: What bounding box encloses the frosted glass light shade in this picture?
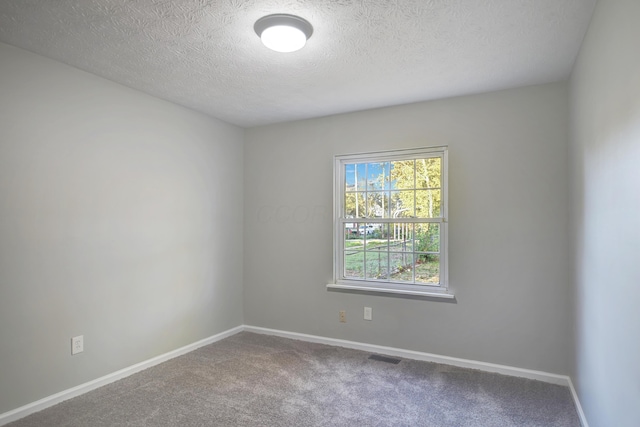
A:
[255,14,313,53]
[261,25,307,52]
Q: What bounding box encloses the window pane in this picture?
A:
[416,157,441,189]
[415,223,440,253]
[344,221,359,238]
[344,229,364,248]
[365,252,389,280]
[345,163,367,192]
[344,250,364,279]
[356,164,367,189]
[389,252,415,282]
[365,162,387,190]
[345,164,356,190]
[381,162,391,190]
[389,223,413,252]
[366,224,389,251]
[390,160,414,190]
[415,189,441,218]
[345,192,365,218]
[366,192,388,218]
[415,254,440,285]
[390,190,414,217]
[382,192,392,218]
[379,223,391,240]
[358,223,370,238]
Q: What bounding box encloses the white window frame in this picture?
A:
[328,147,453,299]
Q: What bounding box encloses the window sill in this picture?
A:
[326,283,455,299]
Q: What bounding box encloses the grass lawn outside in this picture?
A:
[344,238,439,284]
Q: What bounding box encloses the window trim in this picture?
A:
[330,146,451,298]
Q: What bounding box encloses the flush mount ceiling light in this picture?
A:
[254,14,313,53]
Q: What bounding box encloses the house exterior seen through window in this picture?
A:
[333,147,449,296]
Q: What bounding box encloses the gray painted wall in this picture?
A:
[569,0,640,425]
[244,82,572,375]
[12,7,637,420]
[0,43,244,414]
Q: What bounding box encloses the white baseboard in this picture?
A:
[1,324,589,427]
[244,325,590,426]
[244,325,569,384]
[0,325,244,426]
[567,377,590,427]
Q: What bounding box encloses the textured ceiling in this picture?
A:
[0,0,596,127]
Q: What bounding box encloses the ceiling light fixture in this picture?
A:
[254,14,313,53]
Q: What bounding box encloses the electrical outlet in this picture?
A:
[339,310,346,323]
[71,335,84,355]
[364,307,372,321]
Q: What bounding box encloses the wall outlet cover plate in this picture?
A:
[71,335,84,355]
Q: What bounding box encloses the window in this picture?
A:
[329,147,451,298]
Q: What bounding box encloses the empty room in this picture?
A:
[0,0,638,426]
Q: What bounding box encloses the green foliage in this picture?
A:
[390,157,442,218]
[370,229,383,239]
[344,157,442,220]
[415,224,440,262]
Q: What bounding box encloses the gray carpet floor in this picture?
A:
[8,332,581,426]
